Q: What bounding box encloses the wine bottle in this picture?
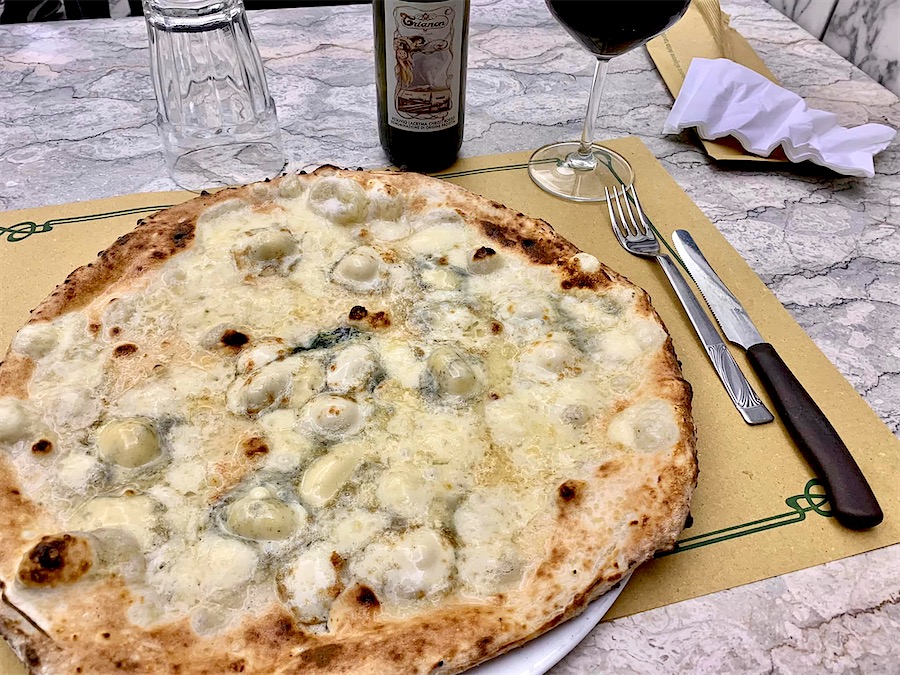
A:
[373,0,470,172]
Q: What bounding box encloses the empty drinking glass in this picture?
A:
[144,0,286,191]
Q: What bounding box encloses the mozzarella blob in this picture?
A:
[97,418,161,468]
[0,397,29,444]
[351,528,453,601]
[237,227,301,275]
[333,246,382,289]
[299,443,362,508]
[226,486,305,540]
[326,344,378,392]
[68,495,161,550]
[307,177,368,225]
[11,322,59,359]
[607,399,680,453]
[280,545,338,624]
[376,465,430,520]
[229,361,295,417]
[426,347,480,398]
[301,395,364,440]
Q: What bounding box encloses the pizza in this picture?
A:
[0,168,696,675]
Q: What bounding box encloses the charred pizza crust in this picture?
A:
[0,168,696,675]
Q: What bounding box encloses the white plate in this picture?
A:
[471,572,631,675]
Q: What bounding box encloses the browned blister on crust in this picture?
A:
[17,534,94,588]
[0,168,696,675]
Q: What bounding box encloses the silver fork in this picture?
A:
[606,185,773,426]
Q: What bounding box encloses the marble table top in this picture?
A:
[1,0,898,672]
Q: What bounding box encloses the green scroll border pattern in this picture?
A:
[0,162,835,555]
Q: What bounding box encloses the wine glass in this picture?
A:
[529,0,692,202]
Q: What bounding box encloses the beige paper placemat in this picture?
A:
[647,0,788,163]
[1,137,897,671]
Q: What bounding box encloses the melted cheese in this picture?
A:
[161,536,258,607]
[350,528,454,602]
[457,542,522,595]
[226,486,305,540]
[607,399,680,453]
[299,442,364,508]
[331,510,390,555]
[68,495,162,550]
[11,321,59,359]
[280,545,338,624]
[0,397,29,444]
[1,171,682,634]
[307,177,369,225]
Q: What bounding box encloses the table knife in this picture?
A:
[672,230,883,530]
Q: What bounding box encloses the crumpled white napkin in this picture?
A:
[663,58,896,177]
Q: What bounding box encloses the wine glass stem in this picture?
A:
[572,58,612,170]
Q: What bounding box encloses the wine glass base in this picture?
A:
[528,142,634,202]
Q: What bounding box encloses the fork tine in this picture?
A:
[619,186,641,236]
[604,187,624,241]
[610,186,631,237]
[628,184,649,233]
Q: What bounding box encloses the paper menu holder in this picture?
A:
[647,0,788,163]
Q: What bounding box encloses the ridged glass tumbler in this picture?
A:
[144,0,286,190]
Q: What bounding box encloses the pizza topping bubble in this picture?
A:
[607,399,681,453]
[229,362,294,417]
[301,395,364,440]
[233,226,301,276]
[89,527,147,583]
[278,174,305,199]
[11,321,59,359]
[467,246,502,275]
[350,528,454,602]
[299,442,363,509]
[520,335,579,378]
[406,224,467,260]
[331,510,391,556]
[164,536,258,605]
[367,183,405,221]
[236,339,287,374]
[280,544,339,624]
[376,464,430,520]
[68,495,162,550]
[420,266,461,291]
[97,418,162,468]
[226,486,304,540]
[0,397,30,444]
[573,252,601,274]
[426,347,481,399]
[307,177,368,225]
[333,246,383,289]
[457,542,522,594]
[326,344,378,393]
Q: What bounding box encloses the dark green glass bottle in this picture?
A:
[373,0,470,172]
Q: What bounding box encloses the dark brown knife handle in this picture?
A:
[747,342,883,530]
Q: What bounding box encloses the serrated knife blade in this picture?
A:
[671,232,763,349]
[672,229,883,530]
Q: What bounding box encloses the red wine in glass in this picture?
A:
[547,0,693,58]
[529,0,691,201]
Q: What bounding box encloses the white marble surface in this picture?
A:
[0,0,899,672]
[823,0,900,96]
[767,0,838,38]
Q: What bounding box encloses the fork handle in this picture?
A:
[656,254,774,426]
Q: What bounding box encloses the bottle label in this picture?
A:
[384,0,465,132]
